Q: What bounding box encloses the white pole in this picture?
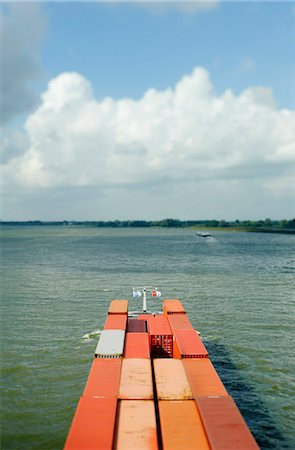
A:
[143,288,147,312]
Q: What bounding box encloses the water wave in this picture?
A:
[82,329,102,342]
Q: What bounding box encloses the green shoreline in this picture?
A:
[1,220,294,234]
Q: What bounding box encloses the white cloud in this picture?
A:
[2,66,295,219]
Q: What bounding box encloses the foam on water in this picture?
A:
[82,329,102,342]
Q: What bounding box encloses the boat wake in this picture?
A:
[82,329,102,342]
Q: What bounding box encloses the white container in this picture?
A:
[95,329,125,358]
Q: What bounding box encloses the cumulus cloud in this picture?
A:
[1,66,295,219]
[0,3,45,124]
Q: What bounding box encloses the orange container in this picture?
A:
[173,329,208,358]
[153,359,193,400]
[148,315,173,335]
[158,400,210,450]
[108,300,128,315]
[182,359,228,397]
[137,314,156,321]
[119,358,153,400]
[167,314,194,331]
[104,314,127,330]
[83,358,122,398]
[196,396,259,450]
[64,397,117,450]
[124,332,150,358]
[163,299,186,315]
[115,400,158,449]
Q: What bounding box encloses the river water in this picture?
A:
[1,226,294,449]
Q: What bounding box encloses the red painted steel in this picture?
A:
[127,318,147,332]
[124,332,150,358]
[163,299,186,315]
[137,314,156,321]
[108,300,128,315]
[167,314,194,331]
[173,329,208,358]
[196,396,260,450]
[148,315,173,357]
[116,400,158,449]
[182,359,228,397]
[104,314,127,330]
[83,358,122,398]
[159,400,210,450]
[64,397,117,450]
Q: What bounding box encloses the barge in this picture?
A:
[64,289,259,449]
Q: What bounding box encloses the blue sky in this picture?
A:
[43,2,294,107]
[1,1,295,221]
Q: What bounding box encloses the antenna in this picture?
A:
[132,286,161,313]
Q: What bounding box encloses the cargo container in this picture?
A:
[196,396,259,450]
[83,358,122,398]
[119,358,153,400]
[167,314,194,331]
[173,329,208,359]
[153,359,193,400]
[127,318,147,332]
[124,332,150,358]
[64,397,117,450]
[116,400,158,449]
[104,314,127,330]
[65,295,259,450]
[163,299,186,315]
[182,359,228,398]
[108,300,128,315]
[137,314,157,322]
[148,315,173,358]
[158,400,210,450]
[95,330,125,358]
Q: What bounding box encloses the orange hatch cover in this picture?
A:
[64,397,117,450]
[196,396,259,450]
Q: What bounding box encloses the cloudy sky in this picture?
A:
[1,1,294,221]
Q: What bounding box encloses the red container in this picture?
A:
[127,318,147,332]
[108,300,128,315]
[182,359,228,397]
[159,400,210,450]
[196,396,259,450]
[83,358,122,398]
[124,332,150,358]
[148,315,173,358]
[167,314,194,331]
[64,397,117,450]
[104,314,127,330]
[173,329,208,358]
[163,299,186,315]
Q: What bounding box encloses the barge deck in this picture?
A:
[64,293,259,449]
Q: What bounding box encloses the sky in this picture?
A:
[1,1,295,221]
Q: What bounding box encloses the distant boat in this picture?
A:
[195,231,212,238]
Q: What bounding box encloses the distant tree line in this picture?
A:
[1,218,294,232]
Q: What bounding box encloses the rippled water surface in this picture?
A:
[1,226,294,449]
